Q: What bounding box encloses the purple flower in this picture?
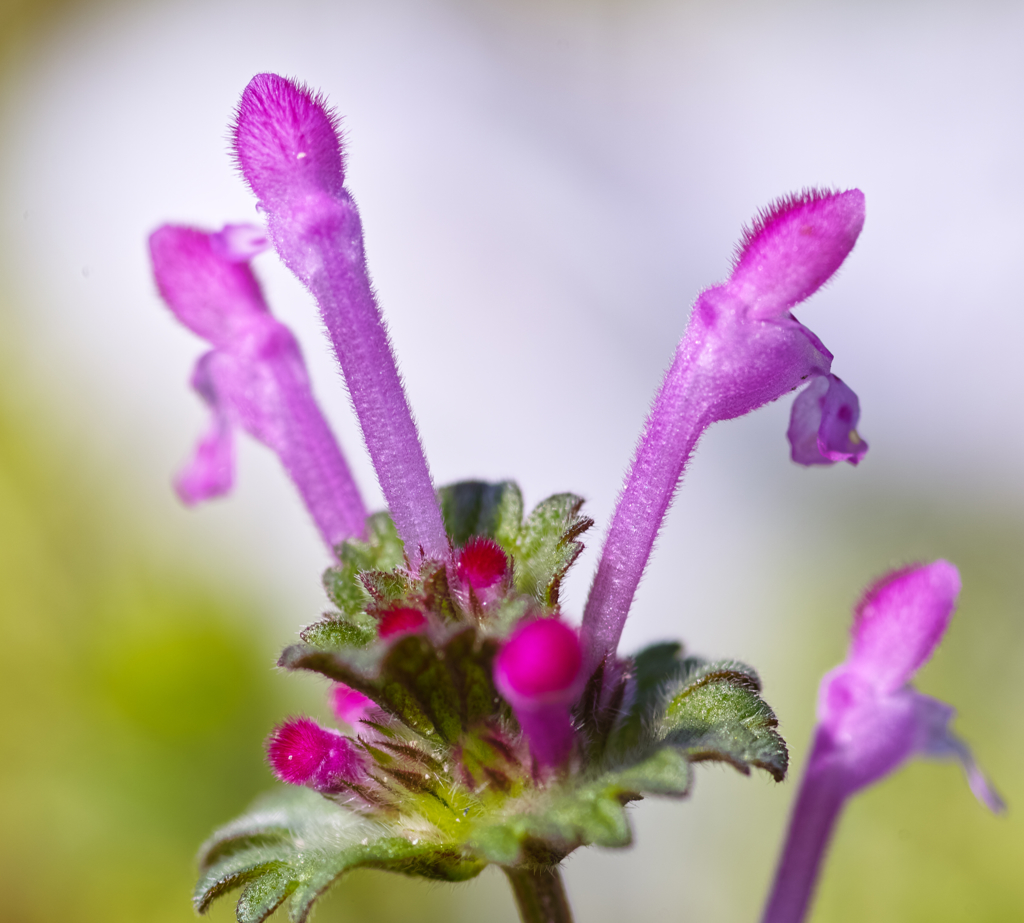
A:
[494,618,584,768]
[232,74,449,570]
[788,373,866,465]
[761,561,1004,923]
[149,224,367,552]
[164,74,1002,923]
[580,190,868,682]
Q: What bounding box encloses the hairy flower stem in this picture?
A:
[760,735,844,923]
[581,338,712,678]
[504,867,575,923]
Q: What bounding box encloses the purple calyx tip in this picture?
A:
[496,618,583,703]
[330,683,378,726]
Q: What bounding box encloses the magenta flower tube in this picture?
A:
[232,74,448,568]
[150,224,367,551]
[581,190,868,678]
[761,562,1004,923]
[494,618,584,768]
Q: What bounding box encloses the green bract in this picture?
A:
[195,481,788,923]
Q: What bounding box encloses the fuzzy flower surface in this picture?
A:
[761,561,1003,923]
[147,72,986,923]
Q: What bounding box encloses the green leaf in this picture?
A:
[467,746,691,865]
[299,613,377,650]
[438,482,593,607]
[197,799,296,871]
[194,845,291,914]
[323,513,405,617]
[237,866,297,922]
[196,788,485,923]
[512,493,593,607]
[279,627,501,743]
[441,628,502,725]
[379,633,464,742]
[359,569,410,606]
[419,560,457,622]
[277,641,436,737]
[610,641,686,754]
[657,659,788,782]
[438,480,523,549]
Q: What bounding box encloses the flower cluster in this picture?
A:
[150,73,999,923]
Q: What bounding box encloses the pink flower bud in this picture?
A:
[330,683,378,725]
[456,537,509,592]
[494,619,583,767]
[266,718,366,791]
[377,607,427,640]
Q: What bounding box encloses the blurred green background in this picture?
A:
[1,0,1021,921]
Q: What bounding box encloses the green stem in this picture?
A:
[504,866,575,923]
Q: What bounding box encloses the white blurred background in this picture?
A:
[1,1,1022,921]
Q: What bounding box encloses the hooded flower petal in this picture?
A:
[582,190,867,680]
[233,73,448,569]
[761,561,1002,923]
[846,561,959,693]
[150,224,367,551]
[730,189,865,319]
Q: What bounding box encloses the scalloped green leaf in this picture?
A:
[194,845,291,914]
[299,612,377,650]
[197,789,484,923]
[279,628,501,742]
[323,513,405,617]
[512,493,593,607]
[237,866,297,922]
[197,800,296,871]
[359,569,410,606]
[657,659,788,782]
[610,641,686,754]
[278,640,436,737]
[467,746,691,865]
[439,480,524,549]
